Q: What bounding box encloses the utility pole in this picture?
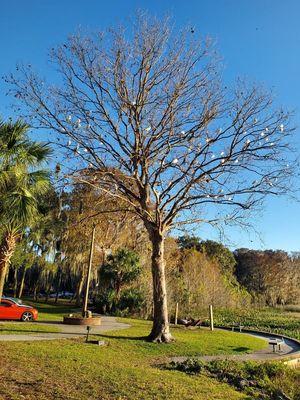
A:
[82,224,96,318]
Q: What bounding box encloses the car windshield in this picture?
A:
[6,297,23,305]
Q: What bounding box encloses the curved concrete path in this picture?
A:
[1,321,300,366]
[0,317,130,341]
[171,329,300,364]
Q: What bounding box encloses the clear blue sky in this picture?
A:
[0,0,299,251]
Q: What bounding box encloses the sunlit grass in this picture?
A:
[0,303,266,400]
[0,322,61,334]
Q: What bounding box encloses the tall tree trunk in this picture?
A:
[147,228,173,343]
[55,269,62,304]
[75,270,85,306]
[33,281,39,300]
[13,267,19,297]
[0,233,17,298]
[18,266,26,298]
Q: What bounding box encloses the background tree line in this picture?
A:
[2,161,299,316]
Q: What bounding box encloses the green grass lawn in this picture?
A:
[22,298,81,321]
[0,301,267,400]
[0,322,60,335]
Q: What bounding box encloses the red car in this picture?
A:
[0,297,38,321]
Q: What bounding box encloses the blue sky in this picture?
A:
[0,0,299,251]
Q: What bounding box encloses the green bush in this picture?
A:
[169,359,300,399]
[118,288,145,316]
[94,287,145,316]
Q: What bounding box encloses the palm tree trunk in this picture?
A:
[18,266,26,298]
[0,232,17,298]
[13,267,19,297]
[146,227,173,343]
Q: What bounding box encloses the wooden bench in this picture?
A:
[231,324,244,332]
[268,338,284,353]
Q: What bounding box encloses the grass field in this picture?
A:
[0,300,267,400]
[0,322,60,335]
[23,298,81,321]
[213,307,300,340]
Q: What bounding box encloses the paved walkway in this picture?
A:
[171,329,300,363]
[1,322,300,365]
[0,317,130,341]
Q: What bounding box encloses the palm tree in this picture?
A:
[0,119,51,298]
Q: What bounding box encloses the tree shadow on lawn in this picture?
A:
[228,346,252,353]
[93,333,148,341]
[0,328,61,334]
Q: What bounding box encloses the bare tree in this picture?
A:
[6,14,296,342]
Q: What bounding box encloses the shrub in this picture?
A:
[169,359,300,400]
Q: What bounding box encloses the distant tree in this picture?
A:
[234,248,299,305]
[0,119,51,298]
[178,235,201,250]
[10,238,35,298]
[178,236,236,275]
[198,240,236,276]
[100,248,141,298]
[8,14,296,341]
[61,181,147,305]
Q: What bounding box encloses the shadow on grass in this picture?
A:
[230,346,251,352]
[92,333,148,341]
[0,328,65,335]
[0,328,62,334]
[35,320,64,325]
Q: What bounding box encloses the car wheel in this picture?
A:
[21,311,33,322]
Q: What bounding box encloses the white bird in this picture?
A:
[172,158,178,164]
[67,140,72,146]
[211,154,215,159]
[181,130,185,135]
[261,132,265,137]
[280,124,284,132]
[220,151,225,156]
